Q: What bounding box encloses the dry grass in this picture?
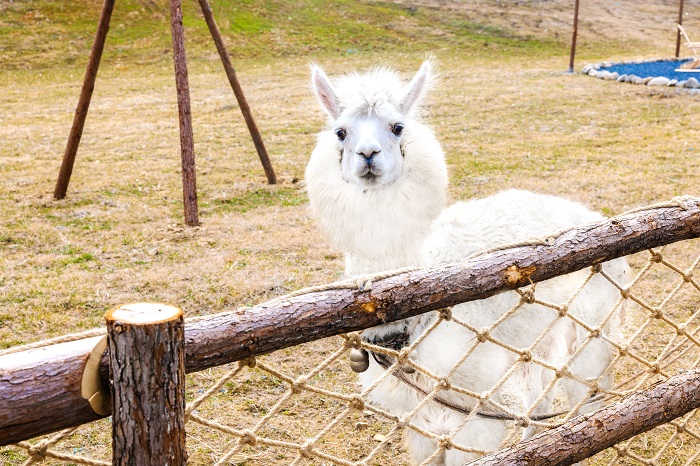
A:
[2,0,700,464]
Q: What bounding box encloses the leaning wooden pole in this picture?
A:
[106,303,187,465]
[568,0,580,73]
[197,0,277,184]
[53,0,116,200]
[468,370,700,466]
[169,0,199,226]
[1,197,699,444]
[676,0,685,58]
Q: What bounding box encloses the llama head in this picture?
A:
[306,60,446,275]
[310,60,434,188]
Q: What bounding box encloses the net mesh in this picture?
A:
[3,238,700,466]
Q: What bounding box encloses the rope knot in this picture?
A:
[650,363,660,374]
[518,415,530,428]
[672,195,690,210]
[615,445,628,456]
[519,351,532,362]
[620,288,630,299]
[618,345,628,356]
[650,307,663,319]
[439,307,452,321]
[240,429,257,446]
[591,263,603,273]
[396,416,409,429]
[240,357,256,369]
[349,395,365,411]
[650,251,663,263]
[519,289,535,304]
[589,328,601,338]
[557,305,568,317]
[397,348,411,365]
[437,377,452,391]
[438,435,453,450]
[292,375,308,394]
[356,278,373,292]
[683,270,694,282]
[348,332,363,349]
[476,329,489,343]
[28,445,48,462]
[299,440,314,458]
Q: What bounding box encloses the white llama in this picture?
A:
[305,60,629,465]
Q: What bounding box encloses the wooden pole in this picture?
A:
[676,0,685,58]
[106,303,187,465]
[568,0,580,73]
[197,0,277,185]
[1,197,699,445]
[53,0,116,200]
[468,370,700,466]
[0,336,108,445]
[169,0,199,226]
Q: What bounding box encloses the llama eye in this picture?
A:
[391,123,404,137]
[335,128,347,141]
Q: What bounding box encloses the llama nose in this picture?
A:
[355,139,382,159]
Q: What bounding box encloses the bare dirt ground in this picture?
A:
[2,0,700,464]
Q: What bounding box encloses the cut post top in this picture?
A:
[105,303,183,325]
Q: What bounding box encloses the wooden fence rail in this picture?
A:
[1,197,699,446]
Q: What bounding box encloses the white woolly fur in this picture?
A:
[306,61,629,465]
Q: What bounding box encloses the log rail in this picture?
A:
[1,197,699,446]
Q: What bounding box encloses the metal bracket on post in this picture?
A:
[80,336,111,416]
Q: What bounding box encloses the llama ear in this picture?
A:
[399,60,434,115]
[310,64,341,119]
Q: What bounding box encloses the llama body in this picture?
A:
[306,61,628,465]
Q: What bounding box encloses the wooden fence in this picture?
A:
[1,196,699,464]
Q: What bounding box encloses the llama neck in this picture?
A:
[318,179,441,277]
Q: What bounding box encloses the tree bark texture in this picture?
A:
[1,198,699,445]
[106,304,187,466]
[467,370,700,466]
[0,336,106,445]
[53,0,115,200]
[197,0,277,185]
[181,197,700,371]
[169,0,199,226]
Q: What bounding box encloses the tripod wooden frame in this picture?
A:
[53,0,277,226]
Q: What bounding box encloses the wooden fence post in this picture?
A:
[106,303,187,465]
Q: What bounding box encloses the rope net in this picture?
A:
[3,238,700,465]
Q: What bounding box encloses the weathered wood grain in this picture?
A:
[468,370,700,466]
[107,304,186,465]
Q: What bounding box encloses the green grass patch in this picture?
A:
[0,0,567,71]
[206,186,306,214]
